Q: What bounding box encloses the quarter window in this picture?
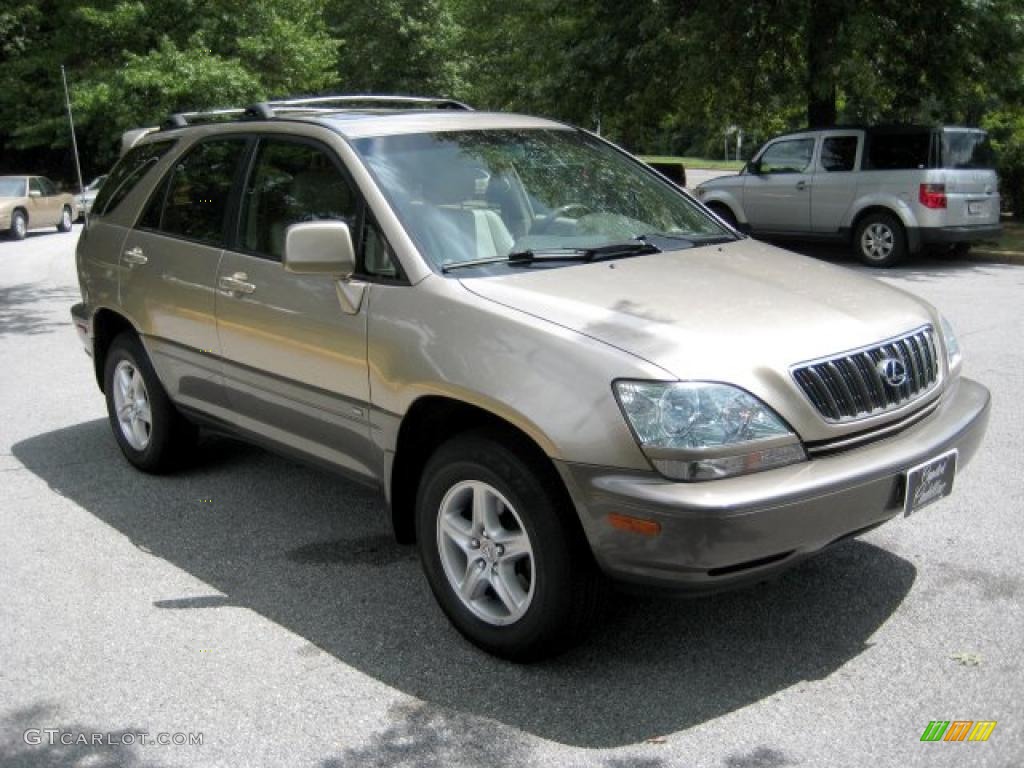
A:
[144,139,247,246]
[821,136,858,172]
[758,139,815,174]
[865,131,931,170]
[240,140,356,260]
[29,178,42,196]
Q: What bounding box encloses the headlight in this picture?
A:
[939,315,962,372]
[613,381,806,481]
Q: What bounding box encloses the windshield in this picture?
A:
[0,178,27,197]
[942,129,994,169]
[352,129,731,271]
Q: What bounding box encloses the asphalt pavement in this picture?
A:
[1,224,1021,767]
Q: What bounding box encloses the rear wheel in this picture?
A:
[9,210,27,240]
[854,212,906,267]
[57,206,73,232]
[103,332,197,473]
[415,432,602,661]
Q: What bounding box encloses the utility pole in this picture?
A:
[61,65,85,198]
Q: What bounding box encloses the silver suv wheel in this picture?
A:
[436,479,535,625]
[860,222,895,262]
[112,359,153,450]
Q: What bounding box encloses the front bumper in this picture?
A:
[556,377,990,591]
[70,302,92,356]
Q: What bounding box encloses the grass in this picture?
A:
[639,155,746,171]
[985,218,1024,253]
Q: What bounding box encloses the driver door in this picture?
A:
[743,135,817,233]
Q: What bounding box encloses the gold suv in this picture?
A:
[71,96,990,660]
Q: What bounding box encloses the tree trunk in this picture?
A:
[806,0,843,127]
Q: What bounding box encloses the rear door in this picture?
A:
[39,178,64,224]
[743,135,816,232]
[214,134,379,481]
[810,132,862,233]
[118,136,249,415]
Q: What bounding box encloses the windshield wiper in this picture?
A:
[441,240,660,273]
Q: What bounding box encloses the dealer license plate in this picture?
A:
[904,449,958,516]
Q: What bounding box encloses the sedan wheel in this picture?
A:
[58,206,73,232]
[10,211,27,240]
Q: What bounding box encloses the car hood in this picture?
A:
[459,238,935,389]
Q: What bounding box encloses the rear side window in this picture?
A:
[821,136,858,172]
[142,138,248,246]
[942,130,994,169]
[865,131,931,170]
[758,138,815,173]
[93,140,175,217]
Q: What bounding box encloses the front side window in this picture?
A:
[821,136,858,172]
[93,139,175,217]
[353,129,730,271]
[758,139,816,174]
[0,178,27,197]
[239,139,357,260]
[145,139,247,246]
[39,178,58,196]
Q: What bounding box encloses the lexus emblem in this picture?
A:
[877,357,908,387]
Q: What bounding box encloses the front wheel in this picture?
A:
[415,432,602,661]
[9,210,27,240]
[57,206,73,232]
[854,212,906,267]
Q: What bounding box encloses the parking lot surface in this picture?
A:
[1,227,1021,767]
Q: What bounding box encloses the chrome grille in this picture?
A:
[792,326,940,422]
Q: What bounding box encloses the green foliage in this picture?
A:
[0,0,1022,211]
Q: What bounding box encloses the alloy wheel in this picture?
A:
[112,360,153,450]
[436,480,535,626]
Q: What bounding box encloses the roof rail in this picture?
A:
[161,94,472,130]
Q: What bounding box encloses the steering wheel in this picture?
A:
[533,203,593,234]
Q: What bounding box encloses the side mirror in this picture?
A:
[283,221,356,277]
[745,160,761,175]
[29,189,42,198]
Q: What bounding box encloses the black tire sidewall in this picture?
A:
[855,212,906,267]
[415,436,583,658]
[58,206,72,232]
[10,211,26,240]
[709,203,738,228]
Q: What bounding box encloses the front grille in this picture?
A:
[792,326,940,423]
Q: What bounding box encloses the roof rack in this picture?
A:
[162,94,472,129]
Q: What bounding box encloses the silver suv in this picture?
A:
[71,97,990,659]
[696,126,1001,266]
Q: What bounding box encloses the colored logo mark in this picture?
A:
[921,720,997,742]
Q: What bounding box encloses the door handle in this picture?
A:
[123,247,148,266]
[218,272,256,295]
[795,180,808,191]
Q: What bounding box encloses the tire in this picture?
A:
[9,210,27,240]
[103,332,197,473]
[854,211,906,267]
[950,242,972,258]
[415,432,602,661]
[57,206,73,232]
[708,202,738,228]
